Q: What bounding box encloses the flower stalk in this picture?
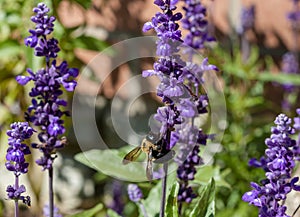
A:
[143,0,217,215]
[14,176,19,217]
[159,163,168,217]
[17,3,78,216]
[5,122,34,217]
[128,184,149,217]
[243,114,300,216]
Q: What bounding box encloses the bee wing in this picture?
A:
[146,148,153,181]
[122,146,142,165]
[153,150,176,164]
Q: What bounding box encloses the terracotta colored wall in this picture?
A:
[58,0,299,50]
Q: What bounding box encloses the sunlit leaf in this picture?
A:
[257,72,300,85]
[190,178,215,217]
[75,149,147,182]
[194,166,230,189]
[165,181,179,217]
[140,169,177,217]
[68,203,103,217]
[107,209,122,217]
[73,35,109,51]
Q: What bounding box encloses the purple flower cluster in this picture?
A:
[5,122,34,206]
[17,3,78,170]
[238,5,255,34]
[287,0,300,30]
[24,3,59,59]
[281,52,299,92]
[293,108,300,160]
[142,0,186,147]
[127,184,143,202]
[143,0,216,205]
[109,181,124,215]
[181,0,215,50]
[282,52,299,75]
[176,145,201,203]
[142,0,215,147]
[242,114,300,217]
[175,126,210,203]
[43,205,62,217]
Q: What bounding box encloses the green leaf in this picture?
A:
[141,180,162,217]
[140,171,177,217]
[190,178,215,217]
[165,181,179,217]
[107,209,122,217]
[68,203,103,217]
[72,35,109,51]
[257,72,300,85]
[223,62,300,85]
[75,149,147,182]
[193,165,231,189]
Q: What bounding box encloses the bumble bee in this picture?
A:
[122,131,175,181]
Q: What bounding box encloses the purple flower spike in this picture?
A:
[5,122,33,207]
[242,113,300,216]
[236,5,255,34]
[287,0,300,31]
[281,52,299,92]
[182,0,215,49]
[293,108,300,160]
[18,3,79,170]
[25,3,58,59]
[127,184,143,203]
[43,205,62,217]
[143,0,216,207]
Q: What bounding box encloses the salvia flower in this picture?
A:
[237,5,255,34]
[24,3,59,58]
[127,184,143,203]
[43,205,63,217]
[108,180,124,215]
[179,0,216,205]
[6,122,34,176]
[293,108,300,160]
[243,114,300,217]
[281,52,299,92]
[127,184,149,217]
[287,0,300,31]
[17,3,78,170]
[5,122,34,207]
[143,0,215,207]
[181,0,215,50]
[143,0,186,149]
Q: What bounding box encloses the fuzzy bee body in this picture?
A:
[123,132,174,180]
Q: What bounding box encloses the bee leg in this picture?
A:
[146,148,153,181]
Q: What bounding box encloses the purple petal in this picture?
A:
[68,68,79,77]
[143,22,153,32]
[16,76,32,85]
[142,69,156,77]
